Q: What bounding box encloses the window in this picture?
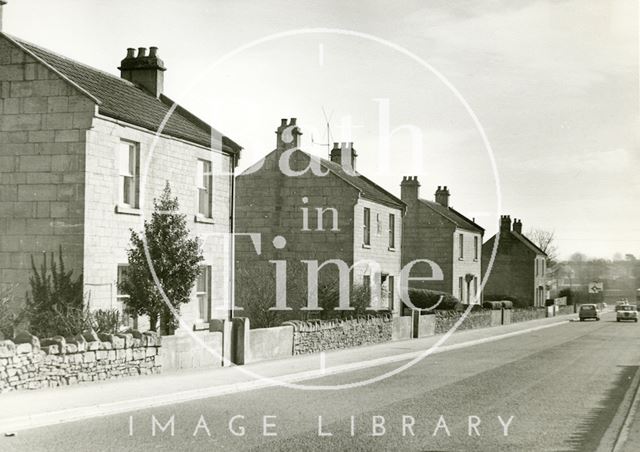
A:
[388,275,395,311]
[459,276,464,300]
[388,213,395,249]
[197,160,213,218]
[376,213,382,235]
[363,274,371,290]
[196,266,211,322]
[116,265,129,303]
[459,233,464,259]
[474,236,479,260]
[117,265,133,327]
[119,141,140,208]
[473,277,478,303]
[363,207,371,246]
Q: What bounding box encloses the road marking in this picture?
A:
[0,319,569,434]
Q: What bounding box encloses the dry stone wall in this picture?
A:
[284,315,392,355]
[0,330,160,393]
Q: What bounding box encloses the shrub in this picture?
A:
[501,300,513,310]
[559,288,573,305]
[545,298,555,307]
[91,308,122,334]
[483,301,503,310]
[407,289,459,311]
[24,247,89,338]
[0,285,21,339]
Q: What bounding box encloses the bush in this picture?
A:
[545,298,555,307]
[483,301,503,310]
[24,247,89,338]
[0,285,21,339]
[91,309,122,334]
[407,289,459,311]
[501,300,513,310]
[559,288,573,305]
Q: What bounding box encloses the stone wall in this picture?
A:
[284,315,393,355]
[0,330,160,393]
[434,310,493,334]
[511,307,547,323]
[246,325,294,364]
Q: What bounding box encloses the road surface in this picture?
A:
[3,311,640,451]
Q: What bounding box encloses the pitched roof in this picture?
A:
[4,34,241,154]
[511,231,547,256]
[320,159,405,210]
[483,231,548,256]
[419,198,484,233]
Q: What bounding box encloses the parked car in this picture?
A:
[616,304,638,323]
[579,304,600,321]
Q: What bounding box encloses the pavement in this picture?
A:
[3,310,640,450]
[0,312,575,434]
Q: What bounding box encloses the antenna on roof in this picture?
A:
[311,106,334,155]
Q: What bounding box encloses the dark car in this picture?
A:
[579,304,599,321]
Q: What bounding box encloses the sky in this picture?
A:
[3,0,638,260]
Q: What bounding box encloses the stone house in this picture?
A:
[400,177,484,304]
[481,216,548,307]
[235,119,405,318]
[0,30,242,328]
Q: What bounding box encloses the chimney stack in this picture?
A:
[0,1,7,33]
[435,185,451,207]
[513,218,522,234]
[119,46,166,98]
[330,142,357,174]
[499,215,511,235]
[400,176,420,202]
[275,118,302,151]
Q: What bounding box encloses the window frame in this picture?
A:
[474,236,479,261]
[119,140,140,209]
[388,213,396,249]
[363,207,371,246]
[195,265,212,322]
[459,276,464,301]
[459,233,464,260]
[196,159,213,219]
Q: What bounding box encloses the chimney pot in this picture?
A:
[435,185,450,207]
[289,118,297,125]
[332,142,339,149]
[119,46,166,97]
[280,118,287,126]
[275,117,302,151]
[400,175,420,202]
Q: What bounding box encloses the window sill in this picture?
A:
[458,257,464,261]
[115,204,141,216]
[388,247,396,252]
[473,258,478,262]
[362,244,371,249]
[194,215,215,224]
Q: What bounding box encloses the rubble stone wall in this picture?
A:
[0,330,160,393]
[284,315,393,355]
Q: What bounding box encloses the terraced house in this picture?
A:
[0,31,242,327]
[235,119,405,318]
[400,177,484,304]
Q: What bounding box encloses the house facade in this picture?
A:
[400,177,484,304]
[482,216,548,307]
[0,33,241,327]
[235,119,405,317]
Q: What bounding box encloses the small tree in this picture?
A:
[527,228,558,266]
[0,285,20,339]
[120,182,203,334]
[24,247,87,337]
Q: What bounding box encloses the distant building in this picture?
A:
[400,177,484,304]
[0,31,241,327]
[482,216,548,307]
[235,119,405,317]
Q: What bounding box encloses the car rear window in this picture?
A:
[581,305,595,310]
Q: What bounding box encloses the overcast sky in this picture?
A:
[4,0,638,260]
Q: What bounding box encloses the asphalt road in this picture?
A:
[3,311,640,451]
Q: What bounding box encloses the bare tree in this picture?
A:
[527,228,558,265]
